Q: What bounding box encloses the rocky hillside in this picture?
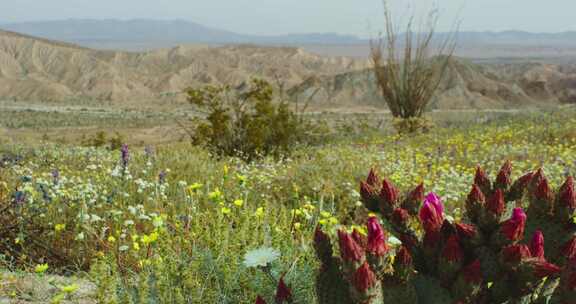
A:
[290,59,576,109]
[0,29,366,103]
[1,29,576,109]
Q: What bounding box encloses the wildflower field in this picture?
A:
[0,108,575,303]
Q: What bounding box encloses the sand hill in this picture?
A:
[290,59,576,109]
[1,29,576,109]
[0,29,366,103]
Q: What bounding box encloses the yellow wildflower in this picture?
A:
[35,263,49,274]
[54,224,66,233]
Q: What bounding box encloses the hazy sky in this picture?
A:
[1,0,575,35]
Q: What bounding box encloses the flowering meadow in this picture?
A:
[0,109,575,302]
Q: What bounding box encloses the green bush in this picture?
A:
[186,79,316,161]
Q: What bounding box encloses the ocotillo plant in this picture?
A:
[313,161,576,303]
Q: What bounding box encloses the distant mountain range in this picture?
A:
[3,19,576,51]
[0,19,363,49]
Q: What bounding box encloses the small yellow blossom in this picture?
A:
[221,207,231,215]
[141,232,159,245]
[233,199,244,207]
[60,284,79,293]
[54,224,66,233]
[254,207,264,217]
[187,183,203,194]
[35,263,49,274]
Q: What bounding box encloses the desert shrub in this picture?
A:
[81,131,125,150]
[371,2,456,133]
[186,78,316,161]
[391,117,434,134]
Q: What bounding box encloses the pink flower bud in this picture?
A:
[502,244,531,264]
[499,208,526,242]
[530,230,545,260]
[391,208,410,227]
[531,260,561,279]
[535,178,553,202]
[467,184,486,205]
[426,192,444,215]
[408,183,425,202]
[455,223,477,240]
[366,168,380,186]
[462,259,482,284]
[531,169,545,188]
[255,296,267,304]
[419,193,444,233]
[496,161,512,189]
[275,277,292,303]
[474,166,491,193]
[403,183,425,214]
[380,178,399,208]
[366,217,388,257]
[360,181,376,199]
[508,172,534,201]
[561,236,576,262]
[396,246,413,266]
[487,189,505,216]
[559,176,575,210]
[338,230,365,262]
[442,235,463,263]
[352,262,377,292]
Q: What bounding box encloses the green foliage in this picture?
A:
[187,78,316,160]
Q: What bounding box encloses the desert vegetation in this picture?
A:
[0,108,575,302]
[370,3,456,133]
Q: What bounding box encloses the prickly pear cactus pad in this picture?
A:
[312,162,576,304]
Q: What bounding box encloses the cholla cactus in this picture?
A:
[313,162,576,303]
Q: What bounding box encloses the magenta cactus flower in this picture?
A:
[499,208,526,242]
[419,192,444,233]
[367,217,388,257]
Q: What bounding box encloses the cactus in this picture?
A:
[312,162,576,304]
